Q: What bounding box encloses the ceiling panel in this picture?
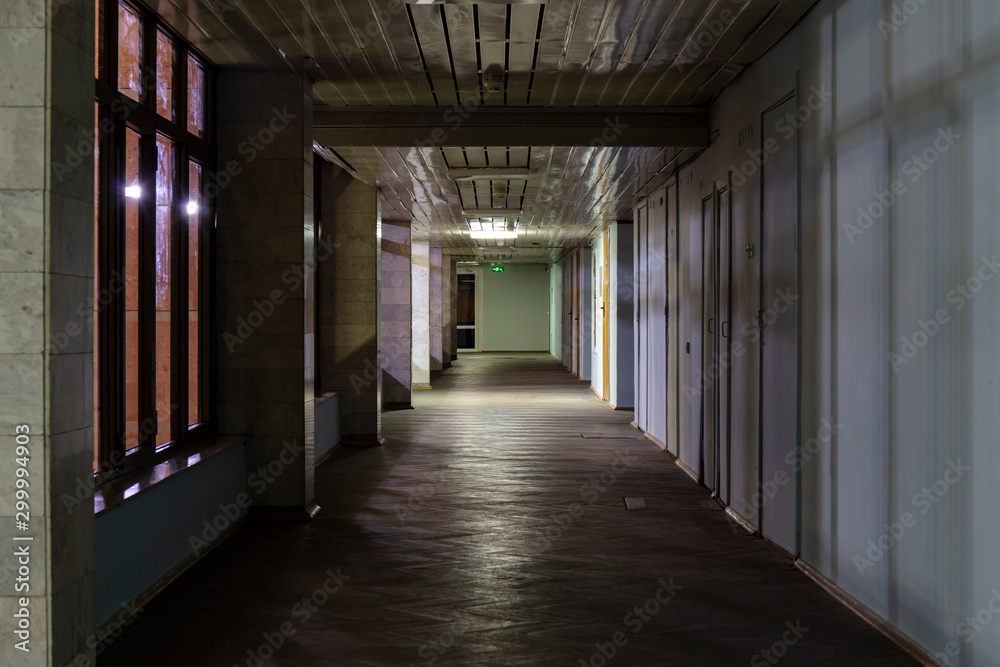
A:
[143,0,821,262]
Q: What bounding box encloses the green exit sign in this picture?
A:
[491,265,504,272]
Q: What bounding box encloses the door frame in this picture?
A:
[602,233,611,400]
[699,191,715,486]
[456,266,483,352]
[757,78,802,556]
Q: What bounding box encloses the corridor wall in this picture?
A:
[630,0,1000,663]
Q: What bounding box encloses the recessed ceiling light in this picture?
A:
[449,169,530,181]
[463,208,522,217]
[469,231,520,239]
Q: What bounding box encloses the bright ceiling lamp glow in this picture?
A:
[124,184,141,199]
[187,201,199,215]
[469,230,520,239]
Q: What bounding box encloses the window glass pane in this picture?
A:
[124,129,141,452]
[188,162,201,425]
[155,135,175,447]
[156,31,175,121]
[458,274,476,325]
[94,103,102,472]
[187,56,204,137]
[95,0,104,80]
[117,3,143,102]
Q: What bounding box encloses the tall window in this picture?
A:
[94,0,213,478]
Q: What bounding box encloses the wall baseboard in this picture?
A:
[643,432,667,451]
[674,457,699,483]
[313,441,342,468]
[794,559,942,667]
[724,507,756,534]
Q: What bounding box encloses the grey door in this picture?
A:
[759,95,799,555]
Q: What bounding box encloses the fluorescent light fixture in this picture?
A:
[186,201,199,215]
[469,231,520,239]
[124,184,141,199]
[448,168,531,181]
[463,208,522,218]
[407,1,545,4]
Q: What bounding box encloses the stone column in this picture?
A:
[381,220,411,408]
[317,166,382,445]
[411,241,431,389]
[0,1,96,663]
[216,72,315,511]
[429,248,443,372]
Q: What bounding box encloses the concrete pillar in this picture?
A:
[0,1,96,663]
[429,248,443,372]
[216,72,315,511]
[411,241,431,389]
[381,220,411,407]
[317,166,382,445]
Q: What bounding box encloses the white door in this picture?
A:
[666,184,680,456]
[648,187,668,446]
[634,201,649,431]
[759,95,799,555]
[701,193,717,489]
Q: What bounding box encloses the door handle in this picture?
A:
[707,318,714,334]
[721,321,729,338]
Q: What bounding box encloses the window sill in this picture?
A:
[95,435,247,517]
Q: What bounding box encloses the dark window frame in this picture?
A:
[94,0,216,483]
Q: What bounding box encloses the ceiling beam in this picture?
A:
[314,107,710,148]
